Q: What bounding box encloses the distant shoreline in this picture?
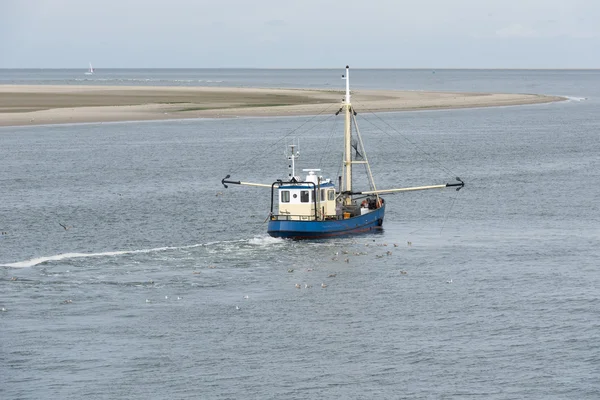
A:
[0,85,566,127]
[1,67,599,70]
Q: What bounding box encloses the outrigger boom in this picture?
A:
[350,177,465,195]
[221,175,271,189]
[222,175,465,194]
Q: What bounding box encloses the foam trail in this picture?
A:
[248,236,285,246]
[1,247,177,268]
[1,237,274,268]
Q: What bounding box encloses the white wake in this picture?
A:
[1,247,177,268]
[1,236,285,268]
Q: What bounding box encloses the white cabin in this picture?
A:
[276,170,338,221]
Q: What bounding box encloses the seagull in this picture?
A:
[243,295,249,299]
[1,307,6,312]
[288,268,294,273]
[146,299,151,303]
[304,284,312,289]
[295,283,301,289]
[328,273,337,278]
[165,295,169,299]
[62,299,73,304]
[59,223,72,231]
[177,296,182,300]
[235,305,241,310]
[446,279,453,284]
[321,283,328,288]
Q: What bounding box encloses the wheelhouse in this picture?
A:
[270,170,337,221]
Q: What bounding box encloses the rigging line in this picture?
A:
[317,114,341,170]
[362,110,455,178]
[439,188,462,235]
[231,113,335,176]
[351,113,378,193]
[228,103,338,176]
[408,226,425,235]
[351,99,457,178]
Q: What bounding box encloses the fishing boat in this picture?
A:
[222,65,464,239]
[84,62,94,75]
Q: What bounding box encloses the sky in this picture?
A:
[1,0,599,68]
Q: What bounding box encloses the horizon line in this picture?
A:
[1,67,599,71]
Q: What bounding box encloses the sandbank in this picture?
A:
[0,85,565,127]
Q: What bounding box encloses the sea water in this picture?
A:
[1,69,599,399]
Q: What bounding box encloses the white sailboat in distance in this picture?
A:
[84,62,94,75]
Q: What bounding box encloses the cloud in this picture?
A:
[264,19,286,27]
[2,0,600,67]
[495,20,600,39]
[495,24,539,38]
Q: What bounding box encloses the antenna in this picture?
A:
[287,139,300,179]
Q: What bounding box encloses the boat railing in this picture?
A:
[270,214,341,222]
[272,214,315,221]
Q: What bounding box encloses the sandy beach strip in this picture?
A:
[0,85,565,127]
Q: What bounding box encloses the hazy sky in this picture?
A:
[1,0,599,68]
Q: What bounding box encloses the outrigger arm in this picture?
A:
[351,177,465,195]
[221,174,271,189]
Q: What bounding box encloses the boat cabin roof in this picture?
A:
[279,169,333,189]
[279,181,334,190]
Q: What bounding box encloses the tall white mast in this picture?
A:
[343,65,352,197]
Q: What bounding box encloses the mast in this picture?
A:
[287,142,299,180]
[343,65,352,197]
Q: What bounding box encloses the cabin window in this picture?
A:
[321,189,325,202]
[300,190,309,203]
[328,190,335,201]
[281,191,290,203]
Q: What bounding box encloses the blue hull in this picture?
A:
[267,206,385,239]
